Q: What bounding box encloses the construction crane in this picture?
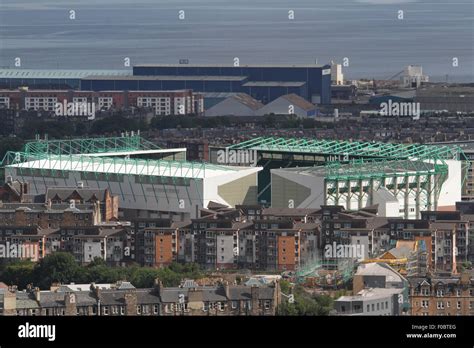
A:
[374,70,404,94]
[386,70,404,81]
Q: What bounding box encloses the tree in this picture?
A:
[90,115,139,134]
[34,252,79,289]
[0,136,25,160]
[276,285,334,316]
[277,301,298,315]
[0,260,35,289]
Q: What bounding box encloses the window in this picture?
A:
[457,301,461,309]
[153,304,159,315]
[367,304,370,312]
[437,301,444,309]
[203,302,209,312]
[371,304,375,311]
[421,300,428,308]
[120,306,125,315]
[231,301,238,309]
[177,303,188,312]
[264,300,271,310]
[136,305,141,314]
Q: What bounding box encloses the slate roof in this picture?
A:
[46,188,108,202]
[39,290,96,307]
[159,284,274,303]
[38,292,65,307]
[136,289,161,304]
[228,286,274,300]
[98,291,125,306]
[160,288,189,303]
[15,292,40,309]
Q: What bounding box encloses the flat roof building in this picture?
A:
[0,69,131,90]
[131,64,331,104]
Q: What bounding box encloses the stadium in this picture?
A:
[1,135,261,220]
[218,137,467,219]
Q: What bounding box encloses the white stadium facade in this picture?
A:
[2,135,261,220]
[224,137,467,219]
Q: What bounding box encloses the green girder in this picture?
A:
[228,136,464,162]
[23,135,160,156]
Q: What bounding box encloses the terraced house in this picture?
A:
[0,279,281,316]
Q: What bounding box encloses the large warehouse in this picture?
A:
[0,69,130,90]
[0,64,332,105]
[2,135,261,220]
[215,137,466,218]
[82,64,332,104]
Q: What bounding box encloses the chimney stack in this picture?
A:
[34,287,41,302]
[223,281,230,299]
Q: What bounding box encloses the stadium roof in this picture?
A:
[4,152,241,179]
[1,135,249,180]
[228,137,464,161]
[0,69,131,79]
[278,159,448,180]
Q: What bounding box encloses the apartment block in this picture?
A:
[0,89,204,115]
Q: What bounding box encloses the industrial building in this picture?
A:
[0,69,130,90]
[400,65,429,88]
[204,93,317,118]
[213,137,466,218]
[0,64,332,106]
[415,86,474,113]
[123,64,331,104]
[255,94,317,118]
[1,135,261,220]
[204,93,264,117]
